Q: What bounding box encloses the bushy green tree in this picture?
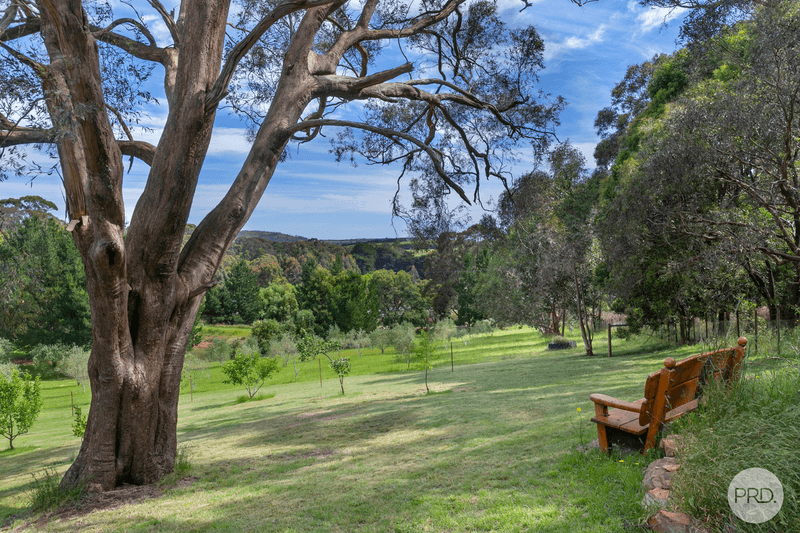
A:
[455,251,488,328]
[330,271,379,333]
[370,328,392,355]
[203,258,261,324]
[0,368,43,449]
[258,282,298,323]
[30,343,69,370]
[59,345,90,393]
[221,351,280,399]
[206,337,234,364]
[251,319,282,354]
[297,260,335,336]
[369,270,427,327]
[390,322,417,369]
[0,214,90,346]
[0,338,13,363]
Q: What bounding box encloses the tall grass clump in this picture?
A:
[28,467,87,512]
[669,364,800,532]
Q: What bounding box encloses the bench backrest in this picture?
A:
[638,337,747,426]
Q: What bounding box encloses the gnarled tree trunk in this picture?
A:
[37,0,322,490]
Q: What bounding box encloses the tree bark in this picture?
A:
[573,265,593,356]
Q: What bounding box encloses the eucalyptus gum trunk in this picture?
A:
[35,0,331,490]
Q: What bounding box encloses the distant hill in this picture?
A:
[228,230,430,278]
[237,230,308,242]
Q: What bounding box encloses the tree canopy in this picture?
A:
[0,0,581,490]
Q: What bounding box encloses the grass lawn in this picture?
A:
[1,328,705,532]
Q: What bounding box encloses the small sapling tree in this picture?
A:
[433,318,457,349]
[297,331,348,394]
[207,337,234,364]
[351,329,371,358]
[391,322,417,369]
[329,358,351,396]
[0,368,43,450]
[72,407,87,439]
[181,352,210,402]
[59,346,90,393]
[274,336,300,381]
[370,328,392,355]
[414,331,441,393]
[221,351,280,400]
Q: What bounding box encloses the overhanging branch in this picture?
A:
[286,118,471,205]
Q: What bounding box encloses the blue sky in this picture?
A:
[3,0,685,240]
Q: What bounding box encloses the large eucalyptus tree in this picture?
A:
[0,0,569,489]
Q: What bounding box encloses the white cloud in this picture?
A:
[635,6,683,34]
[544,25,606,62]
[207,127,253,155]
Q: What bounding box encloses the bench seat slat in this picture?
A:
[591,399,649,435]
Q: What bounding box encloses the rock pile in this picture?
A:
[643,436,706,533]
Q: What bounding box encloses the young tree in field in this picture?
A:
[59,345,91,393]
[274,335,300,381]
[0,0,577,489]
[369,328,392,355]
[296,330,347,394]
[0,368,42,450]
[350,329,370,358]
[181,352,210,401]
[390,322,417,369]
[206,337,234,364]
[221,350,280,399]
[433,318,457,349]
[413,330,441,393]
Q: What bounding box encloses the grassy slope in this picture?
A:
[1,329,699,532]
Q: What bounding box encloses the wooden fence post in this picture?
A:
[608,323,612,358]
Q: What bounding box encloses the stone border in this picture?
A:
[643,436,713,533]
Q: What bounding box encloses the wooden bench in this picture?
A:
[589,337,747,453]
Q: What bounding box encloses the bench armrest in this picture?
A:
[589,393,643,413]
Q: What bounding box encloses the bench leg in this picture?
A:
[593,404,610,453]
[643,423,659,454]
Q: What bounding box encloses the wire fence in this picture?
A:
[596,315,800,359]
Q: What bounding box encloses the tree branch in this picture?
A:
[205,0,342,111]
[117,141,155,166]
[146,0,180,46]
[89,23,168,65]
[93,18,157,48]
[286,118,471,204]
[314,0,462,75]
[0,17,40,41]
